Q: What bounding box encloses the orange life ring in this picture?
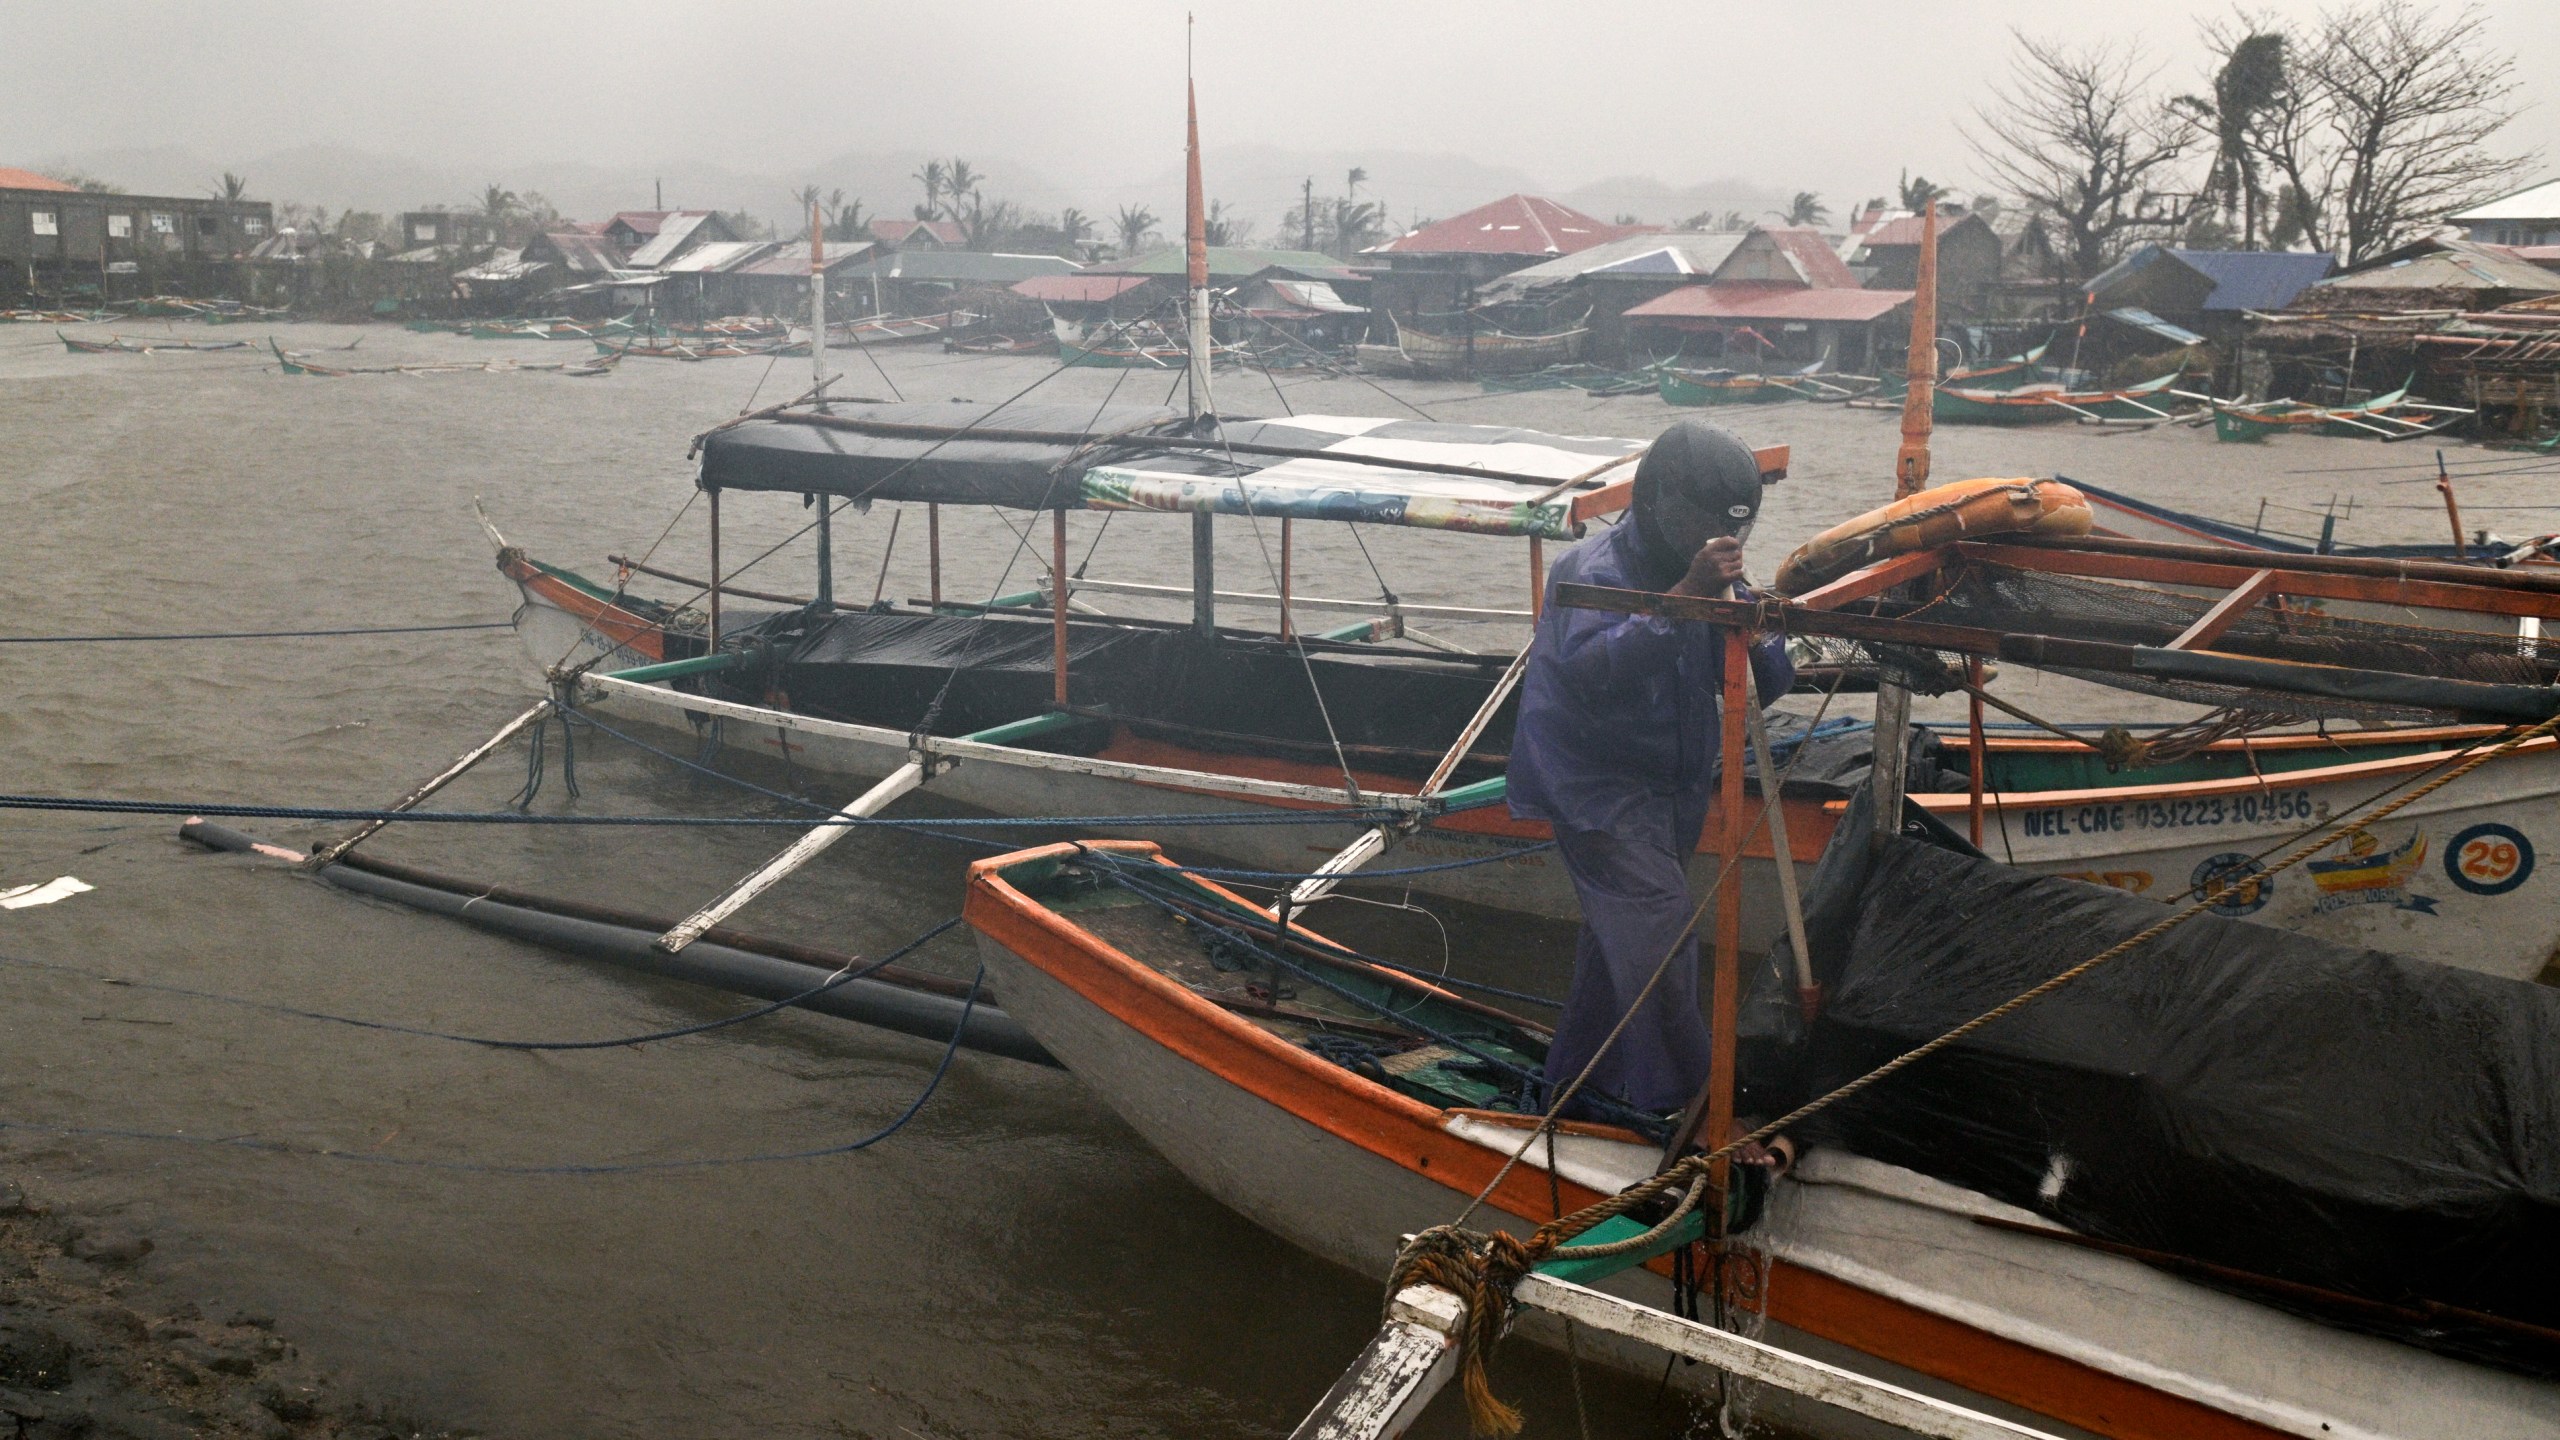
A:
[1774,477,2091,594]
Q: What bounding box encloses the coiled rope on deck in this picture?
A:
[1391,708,2560,1434]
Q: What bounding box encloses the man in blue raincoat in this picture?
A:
[1509,421,1792,1119]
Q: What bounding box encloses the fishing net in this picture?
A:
[1863,560,2560,725]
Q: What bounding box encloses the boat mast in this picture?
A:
[1185,36,1217,638]
[811,199,833,609]
[1874,198,1940,846]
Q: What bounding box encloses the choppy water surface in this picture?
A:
[0,320,2535,1437]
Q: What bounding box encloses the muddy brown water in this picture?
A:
[1,320,2544,1438]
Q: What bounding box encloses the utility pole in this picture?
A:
[1302,176,1316,252]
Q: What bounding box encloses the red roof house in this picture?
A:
[0,168,77,193]
[1367,194,1644,260]
[1624,225,1914,368]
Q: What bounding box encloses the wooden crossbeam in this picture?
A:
[2167,569,2278,651]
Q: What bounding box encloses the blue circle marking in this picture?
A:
[2445,823,2534,897]
[2192,852,2271,916]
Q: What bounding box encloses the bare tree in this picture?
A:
[2298,1,2529,263]
[1969,33,2194,279]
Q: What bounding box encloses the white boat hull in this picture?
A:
[970,919,2560,1440]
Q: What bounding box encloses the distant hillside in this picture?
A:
[32,142,1800,239]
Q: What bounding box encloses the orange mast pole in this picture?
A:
[1896,199,1938,501]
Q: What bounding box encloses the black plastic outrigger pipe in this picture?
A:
[178,820,1055,1067]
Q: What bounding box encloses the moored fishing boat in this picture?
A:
[1933,370,2192,424]
[1393,319,1588,376]
[1662,359,1882,407]
[2210,385,2473,442]
[964,836,2560,1440]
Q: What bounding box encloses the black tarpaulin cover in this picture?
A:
[1741,785,2560,1373]
[698,401,1185,508]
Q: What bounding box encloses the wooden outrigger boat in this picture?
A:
[59,330,247,354]
[1934,370,2196,425]
[830,313,945,344]
[966,834,2560,1440]
[1660,362,1882,407]
[595,337,780,360]
[2210,385,2474,443]
[1938,338,2055,391]
[1390,319,1588,376]
[269,338,618,378]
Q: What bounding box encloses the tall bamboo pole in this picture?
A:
[1874,200,1938,848]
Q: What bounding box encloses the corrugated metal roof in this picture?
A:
[1759,228,1860,288]
[869,218,967,247]
[1366,194,1645,257]
[2315,239,2560,297]
[1267,279,1363,314]
[608,209,716,238]
[660,240,776,274]
[2451,180,2560,224]
[1624,283,1912,324]
[0,167,78,193]
[730,243,875,278]
[628,212,715,268]
[540,231,630,274]
[1092,246,1359,281]
[2169,249,2335,311]
[454,250,550,284]
[1013,274,1148,303]
[846,250,1078,284]
[2104,307,2205,346]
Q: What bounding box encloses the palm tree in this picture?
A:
[912,160,947,221]
[1058,208,1094,246]
[2175,31,2287,248]
[1772,191,1829,226]
[945,158,982,216]
[211,171,250,202]
[1330,198,1384,257]
[1113,203,1158,258]
[1897,171,1950,212]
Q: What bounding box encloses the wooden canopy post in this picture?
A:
[1278,516,1294,641]
[1052,508,1071,707]
[1528,536,1545,619]
[927,502,942,604]
[1873,199,1939,849]
[707,487,723,648]
[1967,656,1987,847]
[1708,628,1750,1213]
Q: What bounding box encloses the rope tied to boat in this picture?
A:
[1385,1225,1539,1436]
[1395,707,2560,1429]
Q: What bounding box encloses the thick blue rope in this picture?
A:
[0,967,989,1176]
[0,622,514,644]
[0,917,962,1052]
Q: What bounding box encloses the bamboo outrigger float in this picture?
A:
[1933,370,2201,425]
[2210,384,2475,442]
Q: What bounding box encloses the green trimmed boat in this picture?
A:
[2207,386,2458,442]
[1934,371,2186,425]
[1659,368,1807,406]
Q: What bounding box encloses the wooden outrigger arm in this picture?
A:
[1287,643,1532,908]
[1291,1276,2067,1440]
[304,700,554,869]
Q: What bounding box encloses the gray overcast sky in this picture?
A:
[6,0,2554,218]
